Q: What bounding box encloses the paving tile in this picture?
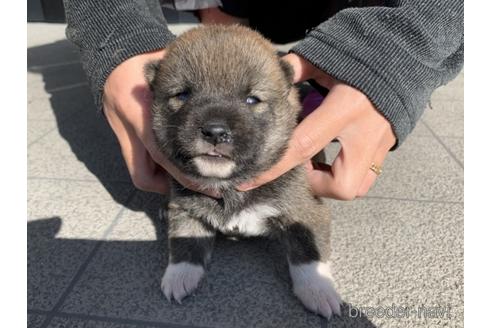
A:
[322,141,341,164]
[166,12,201,36]
[60,192,322,328]
[27,180,134,310]
[28,314,46,328]
[28,216,95,312]
[368,136,463,201]
[27,72,45,98]
[28,61,86,99]
[27,39,90,125]
[27,34,89,126]
[28,120,57,145]
[422,99,463,138]
[27,23,71,48]
[28,37,81,70]
[28,179,134,237]
[162,8,181,23]
[27,108,131,183]
[104,191,167,241]
[27,38,85,103]
[47,315,210,327]
[27,85,94,123]
[407,120,433,137]
[424,71,464,139]
[441,137,464,167]
[47,316,142,328]
[429,71,464,102]
[323,136,463,202]
[327,198,463,328]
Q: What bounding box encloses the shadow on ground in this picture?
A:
[27,39,377,327]
[28,216,378,327]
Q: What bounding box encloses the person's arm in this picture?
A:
[63,0,176,110]
[238,1,463,199]
[291,0,464,147]
[63,1,219,196]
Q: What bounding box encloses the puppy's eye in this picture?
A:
[245,96,261,105]
[173,90,190,102]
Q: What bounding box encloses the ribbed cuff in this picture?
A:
[291,31,412,149]
[82,28,176,111]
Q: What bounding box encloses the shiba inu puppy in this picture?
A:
[146,25,341,318]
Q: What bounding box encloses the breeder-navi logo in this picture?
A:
[348,304,452,319]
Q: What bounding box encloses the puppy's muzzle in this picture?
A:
[200,121,232,145]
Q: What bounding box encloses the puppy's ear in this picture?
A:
[279,59,294,85]
[144,59,161,88]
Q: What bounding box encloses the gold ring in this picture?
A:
[370,163,383,176]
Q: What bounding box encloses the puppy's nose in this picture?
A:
[200,122,232,144]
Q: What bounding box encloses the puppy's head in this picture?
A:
[146,25,300,185]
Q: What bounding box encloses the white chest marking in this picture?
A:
[225,204,280,236]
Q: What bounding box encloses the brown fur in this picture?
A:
[146,25,340,318]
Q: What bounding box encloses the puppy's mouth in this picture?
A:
[197,150,232,160]
[192,150,236,179]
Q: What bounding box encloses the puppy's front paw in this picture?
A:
[161,262,205,303]
[289,261,342,319]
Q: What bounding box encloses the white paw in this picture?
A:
[289,261,342,319]
[161,262,205,303]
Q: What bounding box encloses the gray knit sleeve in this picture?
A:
[63,0,176,110]
[291,0,464,147]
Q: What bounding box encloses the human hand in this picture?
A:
[103,50,219,197]
[238,53,396,200]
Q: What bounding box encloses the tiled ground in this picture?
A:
[27,11,464,328]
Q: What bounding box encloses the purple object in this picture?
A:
[301,90,325,118]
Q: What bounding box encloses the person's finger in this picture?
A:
[356,140,392,197]
[281,53,314,83]
[237,109,341,190]
[104,105,170,194]
[237,85,364,191]
[105,50,164,146]
[307,135,380,200]
[130,150,170,194]
[282,53,338,88]
[307,124,394,199]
